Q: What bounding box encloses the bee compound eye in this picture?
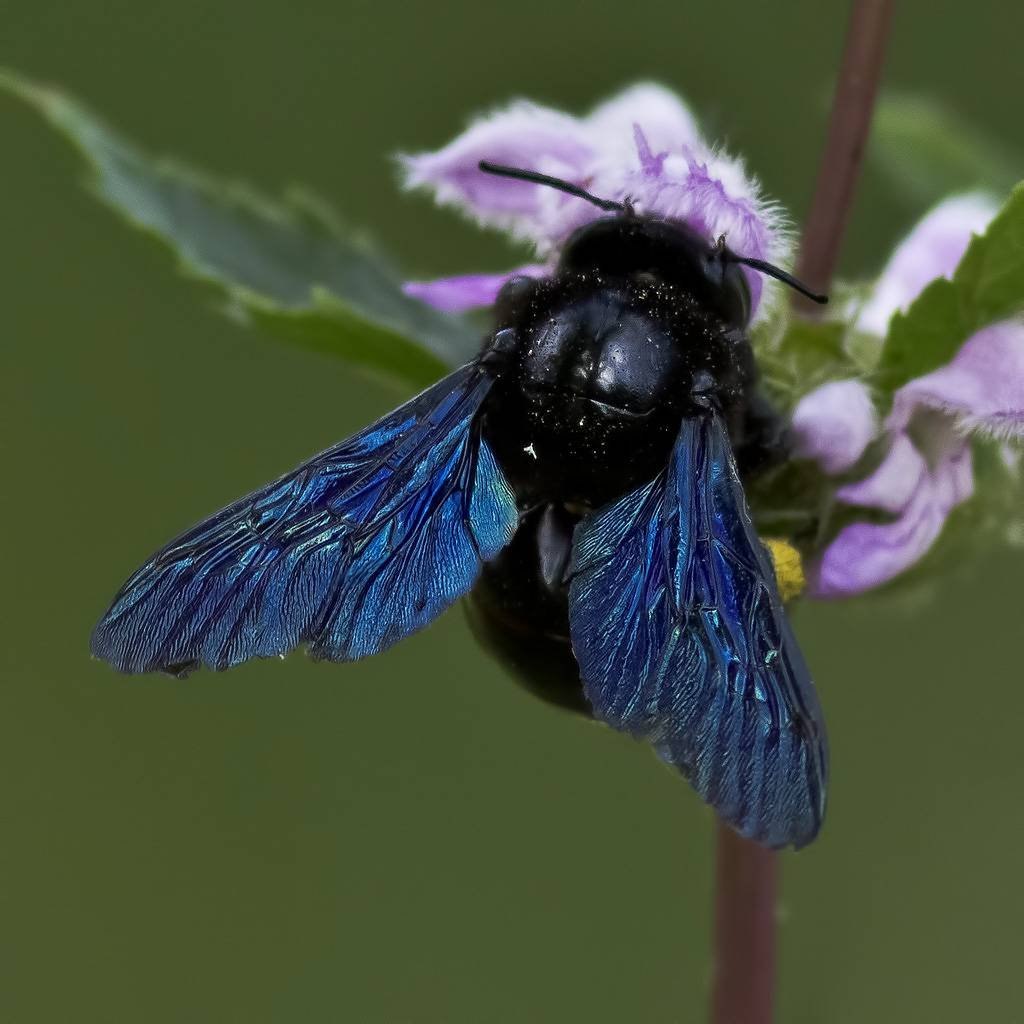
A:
[481,326,519,369]
[491,327,518,353]
[494,275,540,322]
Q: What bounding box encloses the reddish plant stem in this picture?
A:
[709,4,894,1024]
[710,823,777,1024]
[795,0,896,302]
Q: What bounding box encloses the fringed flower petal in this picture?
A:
[398,89,1021,602]
[810,325,1014,597]
[578,138,791,317]
[803,191,1024,598]
[887,320,1024,442]
[582,82,700,165]
[399,101,594,245]
[401,84,791,316]
[857,193,997,337]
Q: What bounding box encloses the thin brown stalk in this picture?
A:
[710,823,777,1024]
[795,0,897,302]
[709,3,894,1023]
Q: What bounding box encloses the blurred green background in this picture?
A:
[3,2,1024,1021]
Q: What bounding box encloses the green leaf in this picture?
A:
[870,92,1019,208]
[0,69,480,387]
[876,182,1024,393]
[754,312,870,412]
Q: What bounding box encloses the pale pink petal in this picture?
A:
[811,489,944,598]
[791,379,878,474]
[834,435,926,514]
[400,101,595,245]
[402,85,791,317]
[810,437,974,597]
[886,320,1024,441]
[530,85,705,251]
[403,265,548,313]
[857,193,997,337]
[578,143,791,318]
[584,82,700,163]
[806,319,1024,597]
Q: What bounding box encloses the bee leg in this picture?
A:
[467,503,590,715]
[734,387,792,478]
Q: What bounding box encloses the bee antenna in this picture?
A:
[477,160,625,214]
[728,253,829,305]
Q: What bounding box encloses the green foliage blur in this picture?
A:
[3,3,1024,1022]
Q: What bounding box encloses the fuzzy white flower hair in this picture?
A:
[401,84,791,320]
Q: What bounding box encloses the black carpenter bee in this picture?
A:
[92,160,829,848]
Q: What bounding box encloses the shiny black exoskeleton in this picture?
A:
[469,213,789,709]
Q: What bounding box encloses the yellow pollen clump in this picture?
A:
[763,538,806,603]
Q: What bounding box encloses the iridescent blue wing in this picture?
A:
[568,411,828,848]
[92,364,518,675]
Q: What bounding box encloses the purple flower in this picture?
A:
[793,194,1024,597]
[400,90,1023,601]
[401,84,790,319]
[404,265,547,313]
[791,380,878,475]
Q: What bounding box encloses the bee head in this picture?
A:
[556,215,755,330]
[477,160,827,329]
